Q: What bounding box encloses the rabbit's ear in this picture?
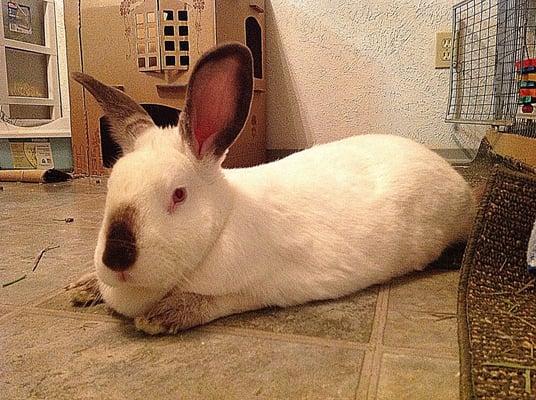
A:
[180,43,253,160]
[71,72,155,153]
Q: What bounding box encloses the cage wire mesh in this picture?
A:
[446,0,536,138]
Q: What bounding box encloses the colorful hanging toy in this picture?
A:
[516,59,536,115]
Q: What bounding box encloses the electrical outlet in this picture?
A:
[435,32,452,69]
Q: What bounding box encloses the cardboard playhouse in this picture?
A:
[65,0,266,176]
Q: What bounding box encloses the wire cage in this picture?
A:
[446,0,536,138]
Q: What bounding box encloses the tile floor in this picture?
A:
[1,178,461,399]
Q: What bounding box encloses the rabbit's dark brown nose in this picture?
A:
[102,205,137,271]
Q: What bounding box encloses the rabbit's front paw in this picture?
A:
[134,315,169,335]
[134,291,213,335]
[66,272,103,307]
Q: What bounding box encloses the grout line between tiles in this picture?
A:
[202,325,373,351]
[355,284,390,400]
[354,349,376,400]
[17,306,121,323]
[369,285,390,344]
[0,302,84,325]
[0,306,22,323]
[380,344,459,360]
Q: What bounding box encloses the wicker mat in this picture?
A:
[459,166,536,400]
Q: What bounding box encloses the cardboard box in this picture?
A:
[65,0,266,176]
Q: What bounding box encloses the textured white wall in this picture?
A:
[265,0,486,150]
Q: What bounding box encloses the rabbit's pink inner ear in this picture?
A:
[189,59,240,158]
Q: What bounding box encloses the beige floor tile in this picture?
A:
[383,309,458,356]
[41,286,379,345]
[1,191,105,226]
[0,189,65,219]
[214,286,379,343]
[0,222,97,305]
[1,180,103,306]
[2,311,363,400]
[388,269,459,313]
[376,353,459,400]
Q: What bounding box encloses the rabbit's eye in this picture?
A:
[172,188,187,204]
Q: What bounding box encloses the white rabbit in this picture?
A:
[68,43,475,334]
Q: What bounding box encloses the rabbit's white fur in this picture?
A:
[73,43,474,323]
[95,128,473,318]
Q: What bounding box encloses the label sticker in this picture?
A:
[9,141,54,169]
[10,142,34,169]
[7,2,32,35]
[35,142,54,169]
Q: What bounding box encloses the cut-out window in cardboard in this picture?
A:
[163,25,174,36]
[245,16,262,79]
[164,40,174,51]
[134,1,190,72]
[163,10,173,20]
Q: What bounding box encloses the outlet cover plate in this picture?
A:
[435,31,452,69]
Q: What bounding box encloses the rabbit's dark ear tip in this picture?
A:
[71,71,92,84]
[206,43,252,66]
